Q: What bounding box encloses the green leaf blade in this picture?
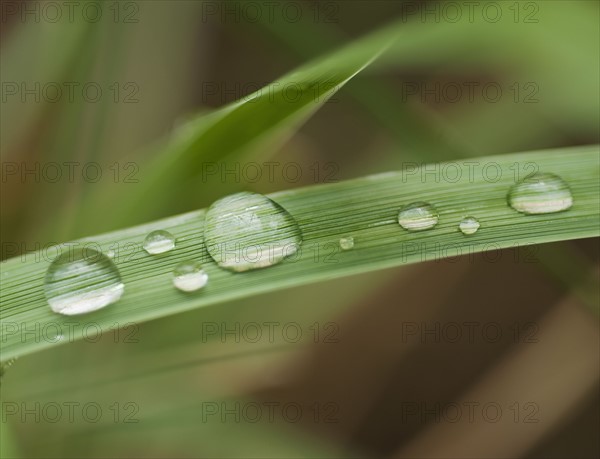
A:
[1,145,598,360]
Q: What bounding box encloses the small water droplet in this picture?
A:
[44,247,124,316]
[508,173,573,214]
[459,217,480,235]
[204,192,302,272]
[339,237,354,250]
[106,249,115,258]
[173,261,208,292]
[143,230,176,254]
[398,202,439,231]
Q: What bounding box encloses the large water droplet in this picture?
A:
[508,173,573,214]
[339,237,354,250]
[173,261,208,292]
[204,192,302,272]
[44,247,124,315]
[459,217,480,235]
[143,230,176,254]
[398,202,439,231]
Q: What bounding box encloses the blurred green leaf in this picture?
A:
[79,18,403,229]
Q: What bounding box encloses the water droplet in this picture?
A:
[459,217,480,235]
[143,230,176,254]
[398,202,439,231]
[204,192,302,272]
[508,173,573,214]
[106,249,115,258]
[173,261,208,292]
[339,237,354,250]
[44,247,124,316]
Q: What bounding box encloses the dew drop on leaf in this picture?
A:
[204,192,302,272]
[398,202,439,231]
[44,247,124,315]
[508,173,573,214]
